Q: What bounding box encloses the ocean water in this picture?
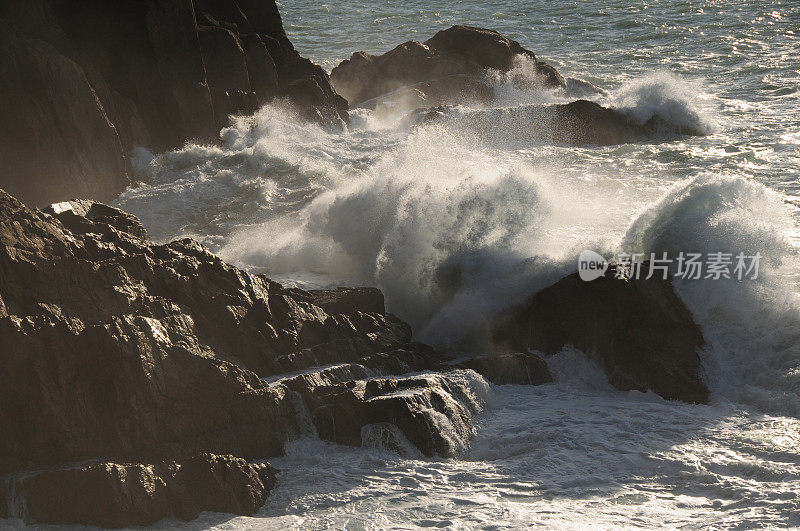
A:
[108,0,800,528]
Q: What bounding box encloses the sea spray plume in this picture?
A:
[487,54,566,107]
[114,104,384,247]
[621,174,800,416]
[222,126,576,348]
[611,71,718,135]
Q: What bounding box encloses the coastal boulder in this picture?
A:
[331,25,565,111]
[303,373,483,457]
[493,264,708,403]
[404,100,693,147]
[301,287,387,316]
[18,454,277,527]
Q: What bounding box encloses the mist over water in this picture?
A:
[113,0,800,527]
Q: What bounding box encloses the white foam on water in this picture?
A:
[610,71,718,134]
[85,38,800,526]
[621,173,800,416]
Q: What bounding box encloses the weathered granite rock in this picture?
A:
[331,25,565,110]
[0,0,347,206]
[493,263,708,403]
[19,453,277,527]
[0,188,411,475]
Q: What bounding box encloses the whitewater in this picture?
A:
[103,0,800,528]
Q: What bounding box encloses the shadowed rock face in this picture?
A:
[282,367,485,458]
[19,453,277,527]
[0,0,346,207]
[331,25,565,110]
[493,264,709,404]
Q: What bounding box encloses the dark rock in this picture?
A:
[332,41,476,107]
[331,25,565,110]
[44,199,148,240]
[271,343,480,457]
[493,263,709,403]
[424,25,536,72]
[172,454,272,521]
[19,453,277,527]
[404,99,696,147]
[0,21,129,207]
[551,99,650,146]
[0,188,410,475]
[23,462,172,528]
[197,25,259,129]
[301,373,482,457]
[277,57,349,124]
[241,33,279,104]
[457,352,553,386]
[0,0,348,206]
[303,287,387,316]
[0,479,7,519]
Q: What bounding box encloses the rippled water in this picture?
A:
[102,1,800,528]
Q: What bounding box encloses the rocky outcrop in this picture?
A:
[405,99,701,147]
[298,287,388,316]
[0,0,346,207]
[18,453,276,527]
[280,366,485,458]
[0,186,515,524]
[331,25,565,112]
[0,184,712,523]
[0,188,414,476]
[493,263,709,403]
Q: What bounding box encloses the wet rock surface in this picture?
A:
[331,25,564,111]
[493,264,709,403]
[0,187,412,477]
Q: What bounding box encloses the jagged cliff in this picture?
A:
[0,0,347,207]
